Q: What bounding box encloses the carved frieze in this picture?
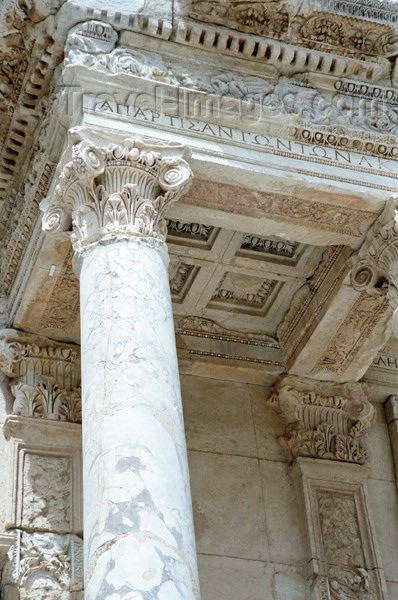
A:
[176,315,279,346]
[278,246,349,355]
[270,375,374,463]
[167,219,215,244]
[0,329,81,423]
[189,1,398,58]
[65,28,274,102]
[40,127,193,252]
[314,293,391,375]
[175,316,283,371]
[0,0,64,245]
[189,0,289,39]
[239,234,298,258]
[67,32,398,157]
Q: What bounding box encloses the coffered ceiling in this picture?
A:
[11,210,325,351]
[168,217,324,336]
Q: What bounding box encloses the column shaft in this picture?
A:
[80,236,199,599]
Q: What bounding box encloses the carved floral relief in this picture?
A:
[270,376,374,463]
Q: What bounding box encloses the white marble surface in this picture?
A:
[79,236,200,599]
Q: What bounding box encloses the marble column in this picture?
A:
[41,127,200,599]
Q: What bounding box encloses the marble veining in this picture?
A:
[79,236,200,599]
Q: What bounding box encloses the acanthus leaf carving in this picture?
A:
[270,375,374,463]
[0,329,81,423]
[40,127,193,251]
[11,377,81,423]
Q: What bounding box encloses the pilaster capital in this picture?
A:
[351,196,398,323]
[0,329,81,423]
[269,375,374,464]
[40,126,193,253]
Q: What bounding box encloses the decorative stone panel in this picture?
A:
[2,530,83,597]
[293,458,389,599]
[3,416,82,535]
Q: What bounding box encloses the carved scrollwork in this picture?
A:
[40,127,193,251]
[351,197,398,334]
[8,531,83,591]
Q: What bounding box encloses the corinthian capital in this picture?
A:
[351,197,398,322]
[269,375,374,464]
[0,329,81,423]
[40,127,193,252]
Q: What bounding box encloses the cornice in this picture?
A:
[188,1,398,59]
[2,0,398,334]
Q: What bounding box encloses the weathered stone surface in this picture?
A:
[3,1,398,599]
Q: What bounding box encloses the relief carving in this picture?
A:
[8,531,83,591]
[189,1,293,39]
[189,1,397,57]
[270,376,374,463]
[240,234,298,258]
[11,378,81,423]
[67,34,274,102]
[314,293,391,375]
[278,246,349,348]
[169,261,197,299]
[176,315,279,346]
[295,460,389,600]
[39,249,80,334]
[299,12,397,57]
[313,492,373,599]
[0,330,81,423]
[40,127,193,252]
[69,33,398,156]
[22,454,71,532]
[166,219,214,242]
[211,272,277,309]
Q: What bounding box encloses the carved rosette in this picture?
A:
[351,197,398,331]
[0,329,81,423]
[269,375,374,464]
[40,127,193,253]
